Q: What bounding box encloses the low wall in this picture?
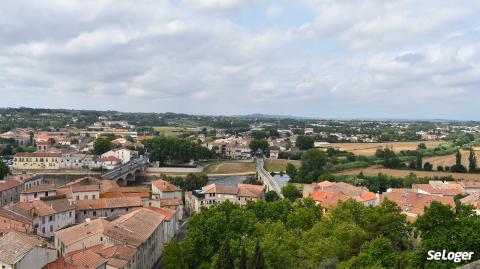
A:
[146,166,204,173]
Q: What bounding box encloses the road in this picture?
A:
[101,156,149,180]
[154,221,188,269]
[256,158,283,197]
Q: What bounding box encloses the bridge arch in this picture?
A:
[126,173,134,182]
[117,177,126,186]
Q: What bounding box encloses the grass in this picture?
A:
[334,166,480,180]
[204,161,257,174]
[264,159,301,172]
[333,141,445,156]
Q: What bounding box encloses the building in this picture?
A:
[101,149,136,164]
[384,189,456,221]
[412,181,465,197]
[7,199,76,238]
[12,152,62,170]
[185,184,264,213]
[55,208,165,269]
[57,184,101,201]
[75,197,143,222]
[20,184,57,202]
[460,193,480,215]
[0,179,23,207]
[0,207,34,234]
[151,179,182,200]
[269,146,280,159]
[145,207,178,244]
[0,129,31,146]
[0,231,57,269]
[460,180,480,194]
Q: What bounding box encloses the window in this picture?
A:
[76,195,79,200]
[83,211,87,215]
[93,211,97,217]
[126,208,129,211]
[34,193,37,198]
[92,194,96,199]
[69,211,72,217]
[42,217,45,224]
[49,215,54,221]
[45,191,49,197]
[50,225,53,232]
[84,195,88,200]
[42,227,45,234]
[111,209,114,213]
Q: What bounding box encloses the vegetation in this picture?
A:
[242,176,263,185]
[281,184,301,202]
[295,135,314,150]
[0,161,10,180]
[92,136,114,155]
[161,173,209,191]
[143,136,215,165]
[249,139,269,154]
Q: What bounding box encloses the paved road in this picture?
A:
[154,221,188,269]
[257,158,284,197]
[101,156,149,180]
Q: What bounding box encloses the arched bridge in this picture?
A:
[256,158,284,198]
[101,156,150,186]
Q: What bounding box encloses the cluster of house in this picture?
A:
[304,179,480,222]
[0,174,185,269]
[11,148,137,171]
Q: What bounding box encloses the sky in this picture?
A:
[1,0,480,120]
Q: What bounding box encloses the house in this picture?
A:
[412,181,465,197]
[460,193,480,215]
[311,191,351,213]
[101,156,122,170]
[12,152,62,170]
[0,231,57,269]
[57,184,101,201]
[7,199,76,238]
[185,184,264,213]
[75,197,143,222]
[151,179,182,200]
[384,189,456,221]
[269,146,280,159]
[145,207,178,244]
[0,129,31,146]
[20,184,57,202]
[101,149,137,164]
[8,174,45,190]
[0,207,34,234]
[55,208,165,269]
[460,180,480,194]
[0,179,23,207]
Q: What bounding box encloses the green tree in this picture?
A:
[216,240,234,269]
[296,135,314,150]
[281,184,301,202]
[415,152,423,170]
[469,148,477,172]
[0,161,10,180]
[423,162,433,171]
[264,190,280,202]
[340,237,397,269]
[297,149,327,183]
[249,139,269,154]
[92,137,113,155]
[250,242,266,269]
[239,244,247,269]
[285,163,297,180]
[417,143,427,150]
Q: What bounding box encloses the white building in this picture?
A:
[101,149,137,164]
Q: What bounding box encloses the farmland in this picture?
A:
[334,166,480,180]
[264,158,301,172]
[423,149,480,169]
[332,141,445,156]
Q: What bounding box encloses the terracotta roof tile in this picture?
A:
[152,179,181,192]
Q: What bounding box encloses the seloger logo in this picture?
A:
[427,250,474,263]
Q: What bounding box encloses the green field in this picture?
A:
[264,158,301,172]
[205,161,256,174]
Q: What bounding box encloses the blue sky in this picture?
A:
[1,0,480,120]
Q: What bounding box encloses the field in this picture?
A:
[153,126,200,136]
[264,158,301,172]
[334,166,480,180]
[332,141,444,156]
[204,161,256,174]
[423,150,480,169]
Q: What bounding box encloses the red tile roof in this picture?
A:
[15,152,62,157]
[152,179,181,192]
[311,190,351,209]
[0,180,22,192]
[75,197,143,211]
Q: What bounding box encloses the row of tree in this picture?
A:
[143,136,215,165]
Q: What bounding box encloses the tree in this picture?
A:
[423,162,433,171]
[451,148,467,173]
[0,161,10,180]
[265,191,280,202]
[417,143,427,150]
[296,149,327,183]
[468,148,477,173]
[251,130,267,139]
[250,242,265,269]
[296,135,314,150]
[92,137,113,155]
[249,139,269,154]
[243,176,263,185]
[239,244,247,269]
[381,148,401,169]
[340,237,397,269]
[415,152,423,170]
[281,184,301,202]
[285,163,297,180]
[216,240,234,269]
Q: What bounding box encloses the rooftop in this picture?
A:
[0,231,44,265]
[152,179,181,192]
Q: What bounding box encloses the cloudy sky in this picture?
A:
[1,0,480,120]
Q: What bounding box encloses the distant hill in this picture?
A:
[233,113,311,120]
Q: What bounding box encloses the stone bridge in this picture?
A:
[101,156,150,185]
[256,158,284,198]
